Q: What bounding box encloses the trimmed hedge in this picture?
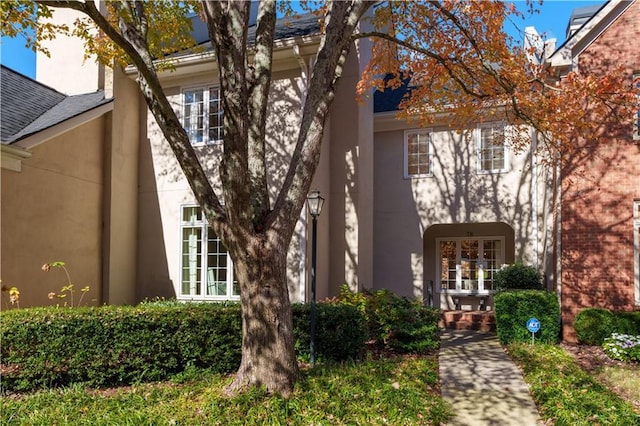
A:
[574,308,640,345]
[0,302,365,392]
[494,290,560,344]
[337,285,441,354]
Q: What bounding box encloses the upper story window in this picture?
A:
[477,124,508,173]
[180,205,239,301]
[183,86,223,145]
[633,73,640,141]
[404,129,432,178]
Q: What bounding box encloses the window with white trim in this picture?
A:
[183,86,223,145]
[438,237,504,293]
[477,124,508,173]
[633,73,640,141]
[180,205,239,300]
[404,129,432,178]
[634,200,640,304]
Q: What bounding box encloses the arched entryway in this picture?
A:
[424,222,515,310]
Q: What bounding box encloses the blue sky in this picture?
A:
[0,1,603,80]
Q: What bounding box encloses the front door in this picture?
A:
[437,237,504,294]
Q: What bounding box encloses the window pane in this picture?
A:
[181,227,202,295]
[479,126,506,171]
[206,228,228,296]
[406,131,430,176]
[482,240,502,290]
[461,240,479,290]
[440,240,457,290]
[184,89,205,144]
[209,87,223,142]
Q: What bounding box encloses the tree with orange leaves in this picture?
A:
[1,0,636,395]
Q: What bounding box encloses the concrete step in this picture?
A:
[439,310,496,332]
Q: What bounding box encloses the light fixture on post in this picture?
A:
[306,189,324,366]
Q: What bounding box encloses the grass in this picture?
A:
[507,343,640,425]
[597,365,640,408]
[1,355,452,426]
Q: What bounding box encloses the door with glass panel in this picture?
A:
[438,237,504,293]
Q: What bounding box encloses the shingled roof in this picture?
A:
[373,76,413,113]
[171,12,322,59]
[1,65,112,144]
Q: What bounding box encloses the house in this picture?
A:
[547,0,640,341]
[2,2,637,342]
[0,64,115,308]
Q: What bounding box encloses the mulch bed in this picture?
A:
[561,343,640,412]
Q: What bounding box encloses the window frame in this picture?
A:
[403,129,433,179]
[436,236,505,295]
[633,73,640,141]
[181,85,223,146]
[179,205,239,301]
[634,200,640,305]
[477,123,509,174]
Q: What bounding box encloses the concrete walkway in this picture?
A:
[439,330,541,425]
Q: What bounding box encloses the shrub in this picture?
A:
[574,308,614,346]
[602,333,640,362]
[612,311,640,336]
[292,303,367,362]
[0,302,366,392]
[337,285,440,354]
[493,263,544,291]
[494,290,560,344]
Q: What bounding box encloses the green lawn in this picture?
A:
[1,356,451,426]
[508,343,640,425]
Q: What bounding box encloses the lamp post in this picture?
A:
[306,189,324,366]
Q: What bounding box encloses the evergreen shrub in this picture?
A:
[494,290,560,344]
[0,302,365,392]
[337,285,440,354]
[574,308,614,345]
[494,263,544,291]
[574,308,640,345]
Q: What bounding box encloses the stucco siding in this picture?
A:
[373,124,546,304]
[135,70,306,302]
[1,119,105,308]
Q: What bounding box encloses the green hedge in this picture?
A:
[337,286,440,354]
[0,302,365,392]
[494,290,560,344]
[574,308,640,345]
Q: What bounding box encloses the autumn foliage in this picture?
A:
[357,1,638,164]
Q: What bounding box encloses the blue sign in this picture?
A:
[527,318,541,333]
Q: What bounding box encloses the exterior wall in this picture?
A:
[135,68,308,302]
[373,123,554,308]
[102,67,140,305]
[36,8,102,95]
[559,1,640,341]
[327,41,374,297]
[1,119,105,309]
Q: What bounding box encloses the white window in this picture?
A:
[633,73,640,141]
[180,205,239,300]
[183,86,223,145]
[477,124,508,173]
[438,237,504,293]
[404,129,432,178]
[634,200,640,305]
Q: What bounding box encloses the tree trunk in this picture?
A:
[225,235,300,396]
